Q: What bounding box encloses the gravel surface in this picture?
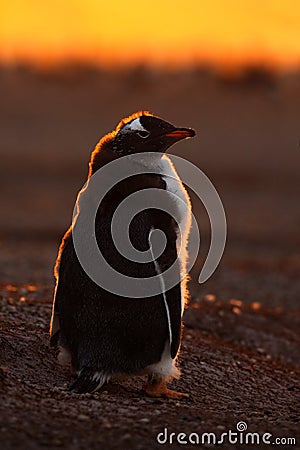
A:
[0,248,299,449]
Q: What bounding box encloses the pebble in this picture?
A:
[203,294,216,302]
[227,402,238,409]
[139,418,150,423]
[52,439,63,446]
[52,387,62,393]
[118,408,129,414]
[77,414,89,421]
[19,288,28,295]
[122,433,132,440]
[257,347,265,354]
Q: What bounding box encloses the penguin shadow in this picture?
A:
[100,379,141,397]
[107,376,195,403]
[57,361,143,398]
[59,364,194,402]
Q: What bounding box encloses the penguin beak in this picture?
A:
[164,127,196,140]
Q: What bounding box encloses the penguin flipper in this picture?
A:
[49,277,63,347]
[49,311,60,347]
[167,282,182,359]
[68,368,110,394]
[50,228,73,347]
[50,330,59,348]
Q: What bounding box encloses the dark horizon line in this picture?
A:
[1,58,300,76]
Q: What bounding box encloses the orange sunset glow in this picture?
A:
[1,0,300,69]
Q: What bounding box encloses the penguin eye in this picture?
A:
[138,130,150,139]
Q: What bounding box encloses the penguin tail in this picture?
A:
[68,368,110,394]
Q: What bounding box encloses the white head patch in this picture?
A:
[125,118,147,133]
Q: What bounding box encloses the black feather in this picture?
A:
[68,367,108,394]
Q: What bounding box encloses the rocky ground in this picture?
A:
[0,237,299,449]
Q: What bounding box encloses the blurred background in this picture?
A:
[0,0,299,308]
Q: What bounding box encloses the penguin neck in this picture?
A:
[88,140,119,178]
[126,152,168,173]
[89,143,168,179]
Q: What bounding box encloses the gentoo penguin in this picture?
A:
[50,111,195,398]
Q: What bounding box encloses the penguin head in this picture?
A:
[89,111,195,176]
[111,111,195,156]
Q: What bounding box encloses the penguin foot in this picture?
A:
[143,377,188,399]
